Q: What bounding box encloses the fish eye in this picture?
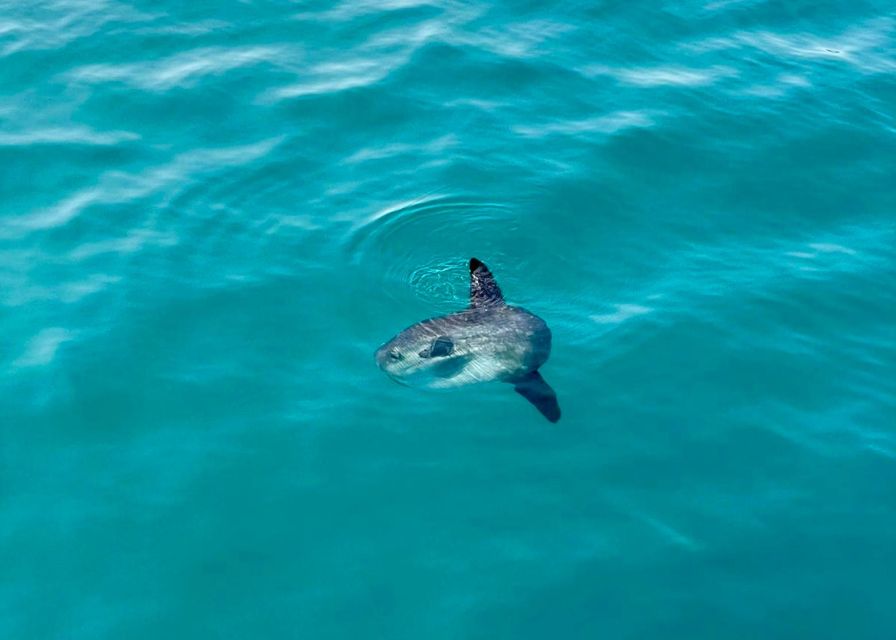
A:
[387,348,403,361]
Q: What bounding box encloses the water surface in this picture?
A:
[2,1,895,638]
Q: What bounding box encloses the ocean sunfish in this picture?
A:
[375,258,560,422]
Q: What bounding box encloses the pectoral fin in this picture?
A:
[513,371,561,423]
[419,336,454,358]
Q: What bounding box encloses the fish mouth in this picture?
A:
[374,343,417,383]
[374,345,388,369]
[374,342,401,369]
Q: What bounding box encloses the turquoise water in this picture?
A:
[2,1,896,637]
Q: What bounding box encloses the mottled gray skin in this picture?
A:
[375,258,560,422]
[375,304,551,389]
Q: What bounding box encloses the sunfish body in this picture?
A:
[375,258,561,422]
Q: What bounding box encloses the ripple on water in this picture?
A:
[343,194,519,309]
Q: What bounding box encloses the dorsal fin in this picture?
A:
[469,258,504,307]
